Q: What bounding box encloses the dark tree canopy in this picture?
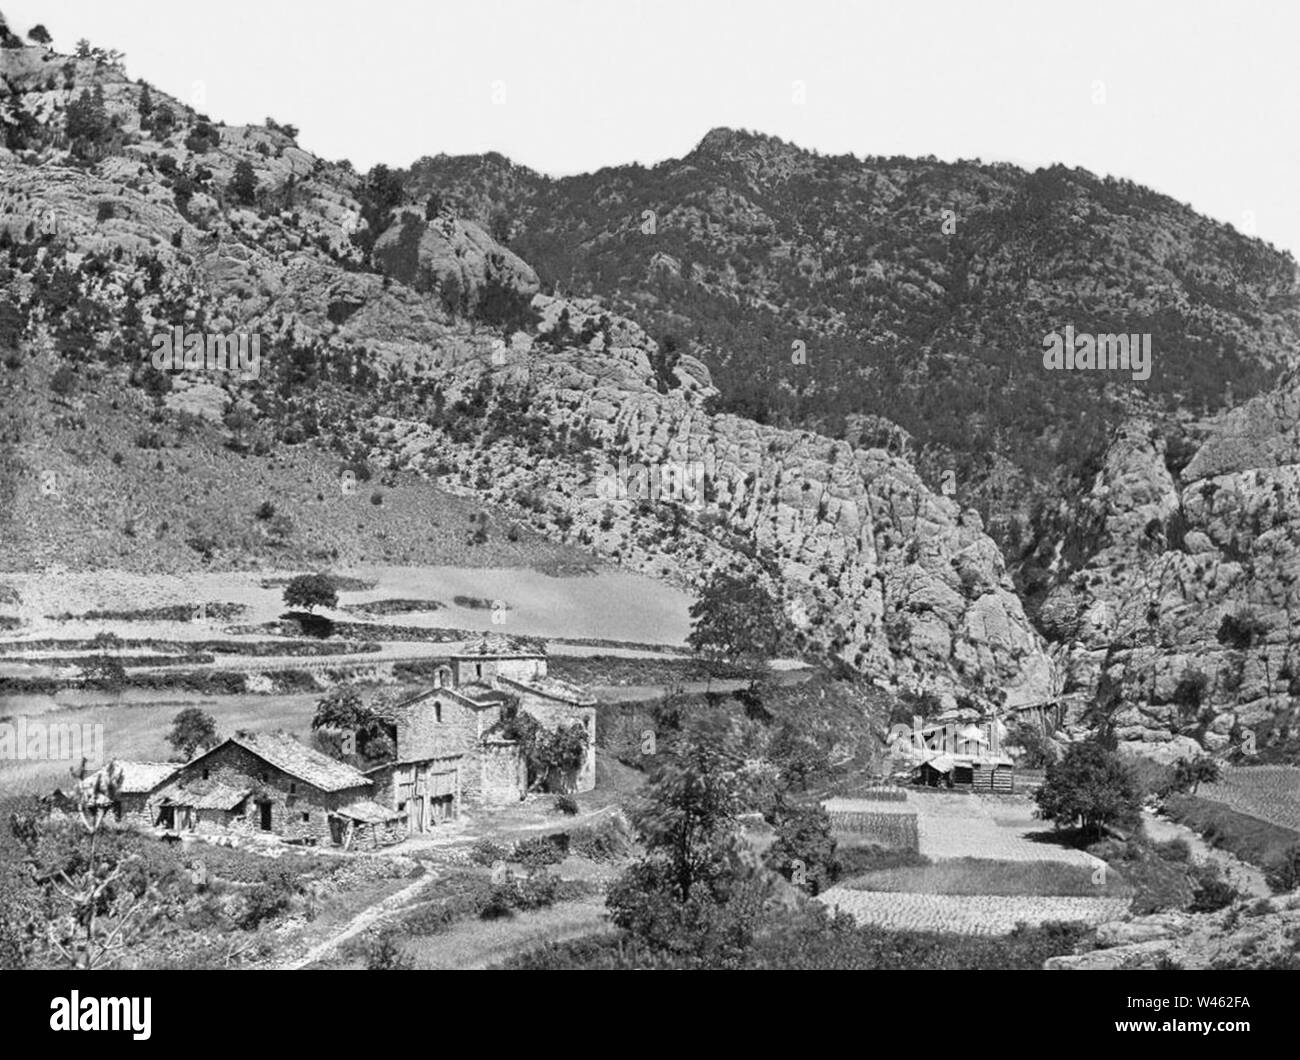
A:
[283,573,338,613]
[687,569,788,665]
[167,707,218,760]
[1034,740,1141,839]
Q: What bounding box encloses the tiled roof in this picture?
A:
[83,761,177,795]
[449,682,513,706]
[453,633,545,658]
[501,674,596,706]
[227,730,370,792]
[166,779,250,810]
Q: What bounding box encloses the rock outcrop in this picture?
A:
[372,208,538,312]
[1042,383,1300,756]
[1045,893,1300,969]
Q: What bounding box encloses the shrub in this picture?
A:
[568,816,632,862]
[1265,842,1300,894]
[1188,863,1240,913]
[468,838,509,867]
[365,927,414,970]
[554,794,579,816]
[514,833,569,870]
[237,869,295,929]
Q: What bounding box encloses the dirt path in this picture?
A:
[1142,810,1270,898]
[278,868,433,970]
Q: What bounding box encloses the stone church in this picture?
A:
[365,634,597,832]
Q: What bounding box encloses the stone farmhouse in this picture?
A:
[66,635,597,846]
[154,730,405,848]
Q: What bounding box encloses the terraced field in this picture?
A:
[1197,766,1300,831]
[818,790,1115,935]
[818,890,1129,936]
[912,791,1103,867]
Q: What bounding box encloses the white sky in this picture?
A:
[8,0,1299,259]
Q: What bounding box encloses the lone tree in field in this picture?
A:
[283,573,338,613]
[687,569,788,669]
[167,708,218,760]
[27,24,52,46]
[1035,740,1141,840]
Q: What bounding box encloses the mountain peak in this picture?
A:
[690,126,792,160]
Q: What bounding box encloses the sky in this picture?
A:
[7,0,1299,259]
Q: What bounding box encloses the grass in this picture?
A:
[1164,793,1300,873]
[840,857,1133,897]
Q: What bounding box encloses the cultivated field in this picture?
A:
[820,789,1115,936]
[818,890,1129,936]
[1196,766,1300,831]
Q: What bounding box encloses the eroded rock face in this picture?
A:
[1045,895,1300,969]
[377,295,1057,708]
[372,209,538,312]
[1043,388,1300,755]
[0,44,1054,708]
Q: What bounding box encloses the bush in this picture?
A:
[1188,863,1240,913]
[365,927,414,970]
[554,794,579,815]
[568,816,632,862]
[468,838,509,867]
[237,869,295,929]
[1265,842,1300,894]
[514,833,568,870]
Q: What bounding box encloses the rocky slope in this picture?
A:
[406,128,1300,556]
[1046,892,1300,969]
[0,37,1055,709]
[1036,380,1300,759]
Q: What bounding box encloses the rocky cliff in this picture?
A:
[0,39,1055,709]
[1039,380,1300,759]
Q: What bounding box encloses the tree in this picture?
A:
[1034,740,1141,840]
[605,714,766,962]
[1171,754,1221,795]
[65,87,110,149]
[283,573,338,613]
[136,83,153,124]
[764,798,837,895]
[223,405,256,449]
[310,686,393,764]
[229,160,258,206]
[623,713,748,905]
[489,210,511,245]
[687,569,788,667]
[27,25,52,46]
[167,708,218,760]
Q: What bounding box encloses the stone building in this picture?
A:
[365,635,597,830]
[153,730,404,848]
[70,761,177,825]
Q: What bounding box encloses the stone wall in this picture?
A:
[480,739,526,804]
